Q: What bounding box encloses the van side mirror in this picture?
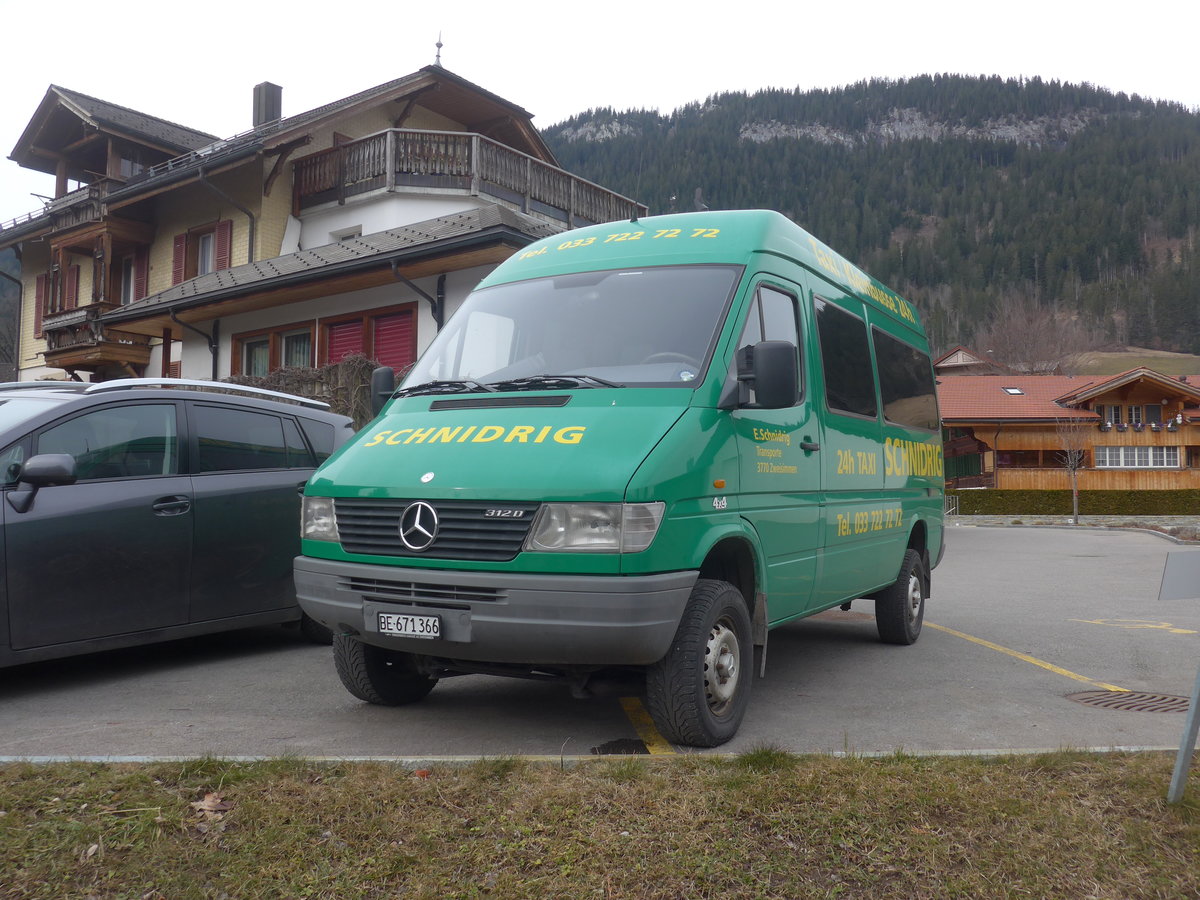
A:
[370,367,396,417]
[7,453,77,514]
[742,341,798,409]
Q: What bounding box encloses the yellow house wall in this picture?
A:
[146,166,262,296]
[17,243,50,376]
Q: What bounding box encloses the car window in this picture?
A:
[193,404,293,472]
[298,419,336,462]
[1,441,28,486]
[36,404,178,480]
[282,417,315,468]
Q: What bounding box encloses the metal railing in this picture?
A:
[293,129,647,225]
[0,183,106,234]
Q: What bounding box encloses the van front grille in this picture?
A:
[335,498,539,561]
[345,576,505,607]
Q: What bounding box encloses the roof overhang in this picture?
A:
[101,221,541,339]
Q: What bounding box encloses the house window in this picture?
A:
[1099,404,1122,424]
[232,322,315,376]
[321,306,416,371]
[996,450,1042,468]
[281,330,313,368]
[243,338,270,376]
[1094,446,1179,468]
[196,232,216,276]
[1145,404,1163,424]
[172,220,232,284]
[1001,387,1024,395]
[119,256,135,305]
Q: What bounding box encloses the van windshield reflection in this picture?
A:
[400,265,741,394]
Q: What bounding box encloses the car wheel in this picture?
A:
[645,579,753,747]
[332,634,437,705]
[873,548,926,645]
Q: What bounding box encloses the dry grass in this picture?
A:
[0,751,1197,899]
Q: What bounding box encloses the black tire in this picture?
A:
[645,579,753,747]
[299,613,334,645]
[873,548,926,645]
[332,634,437,705]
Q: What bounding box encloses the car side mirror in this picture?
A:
[743,341,798,410]
[370,366,396,417]
[7,453,77,514]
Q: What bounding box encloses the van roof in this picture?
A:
[479,209,920,330]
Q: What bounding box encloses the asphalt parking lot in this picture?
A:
[1,525,1196,761]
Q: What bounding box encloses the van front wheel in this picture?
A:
[333,635,437,705]
[873,548,926,645]
[646,579,752,747]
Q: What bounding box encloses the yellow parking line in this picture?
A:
[926,622,1130,693]
[619,697,677,755]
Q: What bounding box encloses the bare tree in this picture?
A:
[1055,416,1094,525]
[973,295,1107,375]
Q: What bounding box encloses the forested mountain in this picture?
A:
[543,75,1200,356]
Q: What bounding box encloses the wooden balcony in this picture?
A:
[0,183,106,239]
[43,322,151,372]
[292,129,647,226]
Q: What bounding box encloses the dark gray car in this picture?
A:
[0,378,354,666]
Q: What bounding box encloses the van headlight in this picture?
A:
[301,496,340,542]
[525,502,665,553]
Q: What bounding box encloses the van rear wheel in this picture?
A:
[873,548,926,645]
[333,634,437,705]
[645,579,752,747]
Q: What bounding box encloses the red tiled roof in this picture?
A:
[938,373,1200,422]
[937,376,1100,421]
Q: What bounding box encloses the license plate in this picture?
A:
[377,612,440,639]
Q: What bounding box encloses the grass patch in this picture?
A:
[0,752,1197,898]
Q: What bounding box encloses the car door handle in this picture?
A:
[152,495,191,515]
[800,441,820,452]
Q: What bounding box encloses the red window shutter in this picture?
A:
[371,311,415,370]
[214,220,233,271]
[65,264,80,309]
[34,273,48,338]
[172,234,187,284]
[326,320,364,364]
[133,249,149,301]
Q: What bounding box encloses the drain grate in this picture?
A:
[1066,690,1191,713]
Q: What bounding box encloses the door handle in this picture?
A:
[152,495,191,515]
[800,441,820,452]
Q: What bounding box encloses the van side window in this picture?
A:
[737,286,801,406]
[193,405,290,472]
[37,404,178,480]
[814,297,878,418]
[872,328,939,431]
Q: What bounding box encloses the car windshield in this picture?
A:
[401,265,741,393]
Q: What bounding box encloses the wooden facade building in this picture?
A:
[939,367,1200,491]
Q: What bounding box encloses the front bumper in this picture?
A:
[294,557,697,666]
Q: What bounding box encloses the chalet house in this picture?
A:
[0,67,645,383]
[939,367,1200,490]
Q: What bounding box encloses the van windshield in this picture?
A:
[402,265,741,393]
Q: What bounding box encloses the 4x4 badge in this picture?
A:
[398,501,439,551]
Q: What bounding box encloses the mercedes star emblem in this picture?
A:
[398,501,439,551]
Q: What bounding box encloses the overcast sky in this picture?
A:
[2,0,1196,223]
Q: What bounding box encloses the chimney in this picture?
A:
[253,82,282,128]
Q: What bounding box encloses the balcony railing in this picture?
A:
[0,183,106,235]
[293,129,647,226]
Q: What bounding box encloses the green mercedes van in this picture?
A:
[295,209,944,746]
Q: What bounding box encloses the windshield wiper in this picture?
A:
[392,380,498,398]
[486,374,625,392]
